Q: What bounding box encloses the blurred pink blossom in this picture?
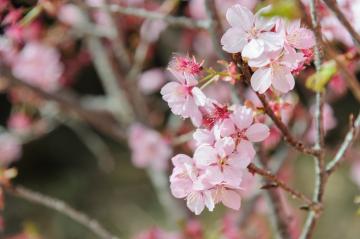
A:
[0,133,21,166]
[7,112,32,134]
[138,68,166,94]
[128,123,172,170]
[12,42,64,92]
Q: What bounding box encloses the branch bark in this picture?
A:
[5,185,120,239]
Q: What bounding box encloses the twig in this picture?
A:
[93,4,210,29]
[5,185,120,239]
[92,0,132,71]
[326,113,360,174]
[322,0,360,51]
[257,152,292,239]
[84,35,134,124]
[3,72,127,143]
[247,163,316,208]
[232,55,320,157]
[65,119,116,173]
[300,1,327,238]
[146,168,185,226]
[204,0,227,59]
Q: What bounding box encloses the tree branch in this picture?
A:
[93,4,210,29]
[326,113,360,174]
[232,55,320,157]
[5,185,120,239]
[300,1,327,238]
[247,163,316,209]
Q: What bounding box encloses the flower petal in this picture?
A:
[246,123,270,142]
[226,4,254,30]
[221,28,247,53]
[250,67,272,93]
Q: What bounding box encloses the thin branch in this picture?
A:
[326,113,360,174]
[247,163,316,209]
[94,4,210,29]
[257,152,292,239]
[65,119,116,173]
[300,0,327,238]
[232,55,320,157]
[322,0,360,52]
[93,0,132,71]
[2,71,126,143]
[5,185,120,239]
[204,0,227,59]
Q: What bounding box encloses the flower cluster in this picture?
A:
[161,55,269,214]
[221,4,315,94]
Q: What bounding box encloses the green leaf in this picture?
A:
[306,60,337,92]
[259,0,301,19]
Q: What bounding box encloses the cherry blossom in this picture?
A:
[12,42,63,92]
[128,123,172,170]
[221,4,283,58]
[138,68,166,95]
[160,70,206,126]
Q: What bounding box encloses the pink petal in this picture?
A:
[242,39,265,59]
[237,139,256,159]
[194,145,218,168]
[231,106,253,130]
[271,65,295,93]
[193,129,215,146]
[171,154,193,167]
[221,28,247,53]
[226,4,254,30]
[260,32,284,51]
[221,189,241,210]
[223,165,242,186]
[245,123,270,142]
[187,192,205,215]
[214,137,235,157]
[250,67,272,93]
[191,87,207,106]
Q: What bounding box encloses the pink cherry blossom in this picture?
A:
[138,68,165,94]
[168,55,204,76]
[215,105,269,145]
[12,42,63,92]
[128,123,172,170]
[277,19,315,52]
[249,50,303,93]
[169,154,215,215]
[221,4,283,58]
[0,133,21,166]
[193,137,250,186]
[160,70,206,126]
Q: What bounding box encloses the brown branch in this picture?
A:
[5,185,120,239]
[326,113,360,175]
[232,54,320,157]
[247,163,317,209]
[2,70,126,143]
